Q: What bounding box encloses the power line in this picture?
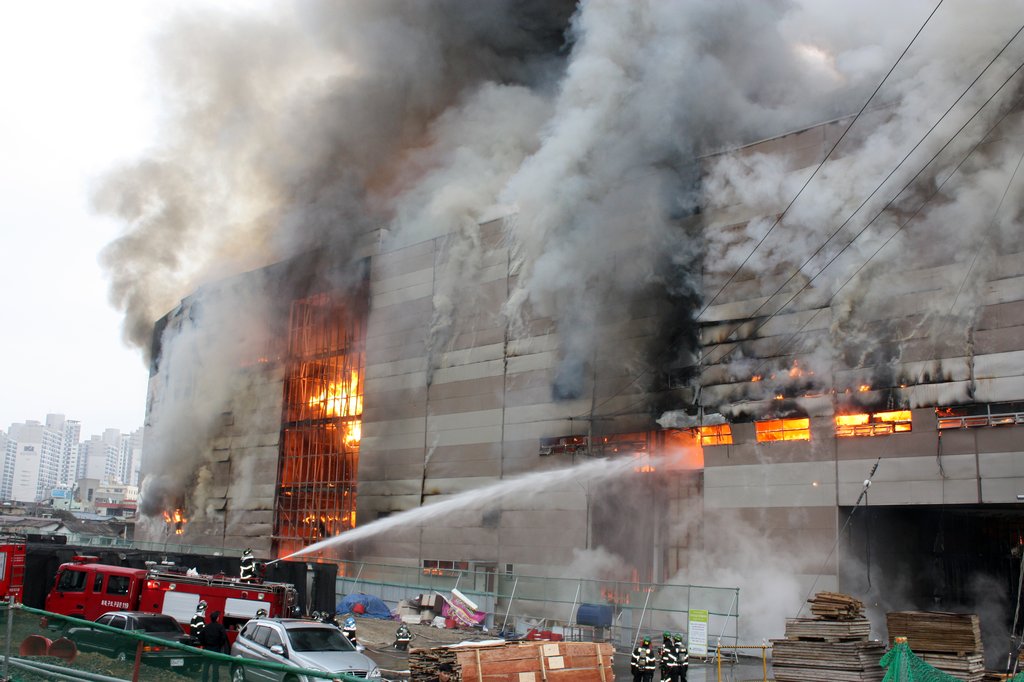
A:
[696,0,946,319]
[731,57,1024,386]
[571,2,947,422]
[701,34,1024,381]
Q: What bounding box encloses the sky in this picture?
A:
[0,1,250,435]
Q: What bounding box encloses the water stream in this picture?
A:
[282,455,647,561]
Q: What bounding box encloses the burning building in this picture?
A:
[110,0,1024,649]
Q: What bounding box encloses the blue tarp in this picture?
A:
[336,592,393,619]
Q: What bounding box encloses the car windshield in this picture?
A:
[137,616,184,634]
[287,627,355,652]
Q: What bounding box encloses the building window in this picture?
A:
[936,403,1024,429]
[699,424,733,446]
[755,418,810,442]
[835,410,912,437]
[422,559,470,576]
[274,290,367,558]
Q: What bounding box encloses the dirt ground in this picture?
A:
[351,614,498,678]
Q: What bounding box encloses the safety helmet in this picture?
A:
[197,600,207,611]
[674,634,683,642]
[344,616,356,628]
[642,638,651,645]
[256,609,267,618]
[663,631,671,638]
[243,548,253,555]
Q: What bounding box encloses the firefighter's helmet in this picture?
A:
[344,616,356,629]
[256,608,267,618]
[642,638,651,646]
[197,600,207,612]
[243,548,253,556]
[674,634,683,642]
[663,631,671,639]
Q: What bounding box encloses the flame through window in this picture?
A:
[274,291,367,558]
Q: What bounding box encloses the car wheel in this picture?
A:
[115,650,129,663]
[231,665,247,682]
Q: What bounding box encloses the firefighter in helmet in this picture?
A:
[660,631,680,682]
[674,633,689,682]
[394,623,413,650]
[631,637,656,682]
[240,548,257,582]
[342,615,358,645]
[190,600,208,638]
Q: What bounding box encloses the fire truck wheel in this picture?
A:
[230,665,247,682]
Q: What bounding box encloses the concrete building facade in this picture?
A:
[138,111,1024,639]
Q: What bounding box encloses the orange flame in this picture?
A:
[309,370,363,418]
[858,384,871,392]
[163,508,187,535]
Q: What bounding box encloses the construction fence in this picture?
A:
[335,560,740,653]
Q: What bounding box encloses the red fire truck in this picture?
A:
[44,556,298,638]
[0,538,27,602]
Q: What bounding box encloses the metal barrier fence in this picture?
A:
[0,601,373,681]
[335,560,740,652]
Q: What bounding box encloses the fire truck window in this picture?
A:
[93,574,103,592]
[57,570,87,593]
[106,575,130,595]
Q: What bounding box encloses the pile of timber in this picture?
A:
[409,640,615,682]
[772,592,884,682]
[886,612,984,682]
[772,640,886,682]
[809,592,865,620]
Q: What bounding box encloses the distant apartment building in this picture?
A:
[6,419,63,502]
[59,418,81,487]
[77,433,120,482]
[118,428,144,487]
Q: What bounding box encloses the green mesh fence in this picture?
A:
[0,602,372,681]
[880,640,965,682]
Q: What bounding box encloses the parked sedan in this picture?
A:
[64,610,200,671]
[230,617,382,681]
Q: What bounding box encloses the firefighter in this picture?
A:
[190,600,208,638]
[255,608,267,619]
[342,615,358,645]
[394,623,413,650]
[239,548,257,582]
[631,637,656,682]
[674,633,688,682]
[660,631,679,682]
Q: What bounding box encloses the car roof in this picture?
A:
[252,618,339,630]
[99,611,177,619]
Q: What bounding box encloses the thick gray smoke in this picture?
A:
[98,0,1024,635]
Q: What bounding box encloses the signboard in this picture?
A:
[688,608,709,656]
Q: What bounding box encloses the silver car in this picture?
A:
[230,617,382,682]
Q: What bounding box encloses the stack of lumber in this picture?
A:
[772,592,884,682]
[885,612,983,655]
[410,640,615,682]
[919,653,985,681]
[886,611,984,682]
[809,592,865,620]
[785,617,872,642]
[772,640,886,682]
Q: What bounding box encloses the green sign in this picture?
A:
[688,608,709,656]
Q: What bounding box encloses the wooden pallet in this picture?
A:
[410,640,615,682]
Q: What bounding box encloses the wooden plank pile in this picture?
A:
[810,592,866,620]
[771,592,885,682]
[410,640,615,682]
[886,612,984,682]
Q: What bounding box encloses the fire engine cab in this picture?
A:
[45,557,298,639]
